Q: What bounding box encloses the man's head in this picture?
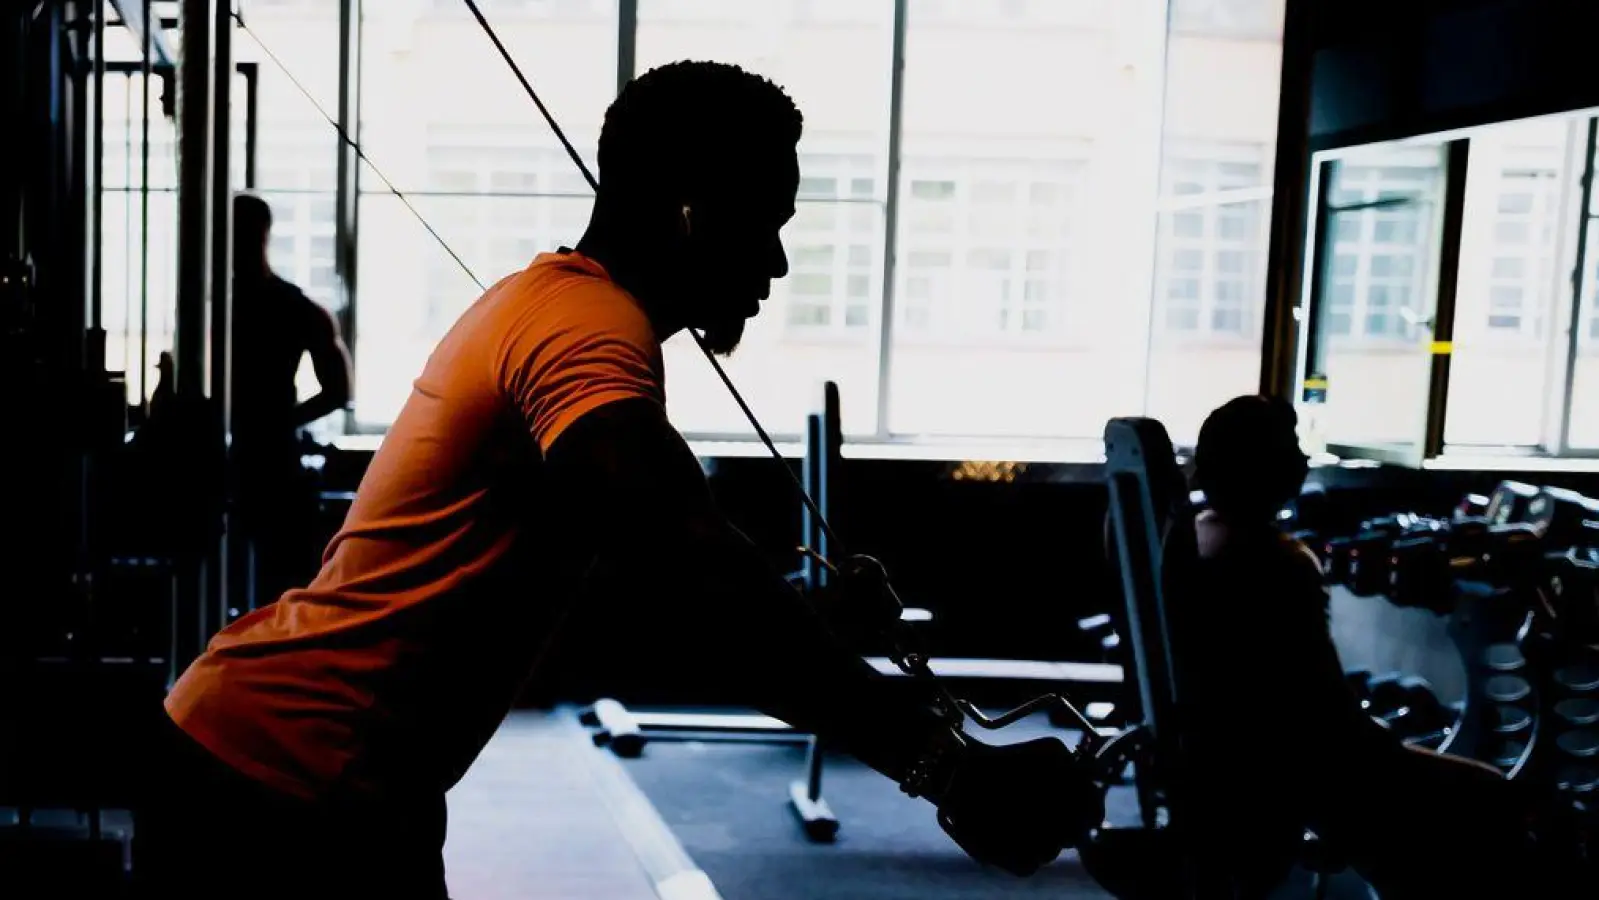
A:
[233,193,273,278]
[594,60,803,355]
[1194,395,1310,524]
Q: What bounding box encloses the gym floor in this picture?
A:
[448,710,1378,900]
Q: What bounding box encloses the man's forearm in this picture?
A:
[671,526,958,788]
[293,391,347,427]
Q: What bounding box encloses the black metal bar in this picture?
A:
[615,0,635,93]
[174,0,212,397]
[875,0,907,436]
[139,0,151,405]
[1558,119,1597,454]
[208,0,232,642]
[1258,0,1315,398]
[91,0,105,333]
[241,60,256,188]
[334,0,360,430]
[172,0,216,674]
[1422,139,1470,459]
[1300,159,1336,386]
[68,0,89,360]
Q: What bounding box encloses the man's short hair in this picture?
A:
[234,193,273,240]
[1194,394,1304,515]
[597,60,803,204]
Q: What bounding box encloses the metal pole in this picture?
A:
[1557,119,1597,454]
[139,0,151,406]
[175,0,213,399]
[1258,0,1317,397]
[91,0,105,334]
[873,0,907,437]
[616,0,636,93]
[208,0,232,641]
[334,0,360,430]
[173,0,216,673]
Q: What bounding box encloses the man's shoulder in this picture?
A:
[498,255,655,344]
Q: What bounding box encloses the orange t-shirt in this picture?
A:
[166,250,664,801]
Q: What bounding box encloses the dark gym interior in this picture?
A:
[5,1,1599,898]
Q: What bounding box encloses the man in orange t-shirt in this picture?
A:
[135,62,1098,899]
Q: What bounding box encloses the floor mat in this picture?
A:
[608,722,1120,900]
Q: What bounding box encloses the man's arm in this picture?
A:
[293,304,353,428]
[544,397,963,791]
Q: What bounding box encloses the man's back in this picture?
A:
[231,274,328,455]
[1179,515,1381,809]
[169,252,664,801]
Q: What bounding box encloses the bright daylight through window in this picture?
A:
[129,0,1293,455]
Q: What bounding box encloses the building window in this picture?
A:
[1154,149,1268,340]
[783,153,881,336]
[895,156,1081,341]
[1323,163,1442,343]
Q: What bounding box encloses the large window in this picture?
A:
[1299,113,1599,463]
[886,0,1162,440]
[1144,0,1284,443]
[146,0,1293,457]
[1445,117,1571,448]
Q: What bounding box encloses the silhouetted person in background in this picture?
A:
[1182,395,1548,898]
[229,193,352,608]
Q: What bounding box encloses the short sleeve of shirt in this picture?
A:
[496,268,664,454]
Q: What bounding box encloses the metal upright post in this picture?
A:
[173,0,216,673]
[207,0,233,640]
[334,0,361,431]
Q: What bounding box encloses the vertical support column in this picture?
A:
[1258,0,1316,398]
[90,0,106,340]
[874,0,907,437]
[334,0,361,431]
[616,0,637,94]
[1421,139,1469,459]
[1557,120,1597,454]
[173,0,216,674]
[207,0,233,639]
[138,0,152,407]
[176,0,214,398]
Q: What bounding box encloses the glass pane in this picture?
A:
[637,1,893,436]
[1311,144,1447,453]
[359,1,615,194]
[1147,193,1270,441]
[349,2,619,428]
[888,0,1155,439]
[1444,116,1572,448]
[1145,0,1284,442]
[239,2,343,193]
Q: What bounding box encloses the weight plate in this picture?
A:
[1556,765,1599,794]
[1485,674,1533,704]
[1557,698,1599,727]
[1493,704,1534,734]
[1483,643,1526,672]
[1556,663,1599,693]
[1491,739,1528,770]
[1556,730,1599,759]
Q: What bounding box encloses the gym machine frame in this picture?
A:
[583,383,1128,841]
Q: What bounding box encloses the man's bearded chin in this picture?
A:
[698,316,746,357]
